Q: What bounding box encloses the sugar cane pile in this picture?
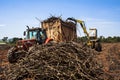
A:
[4,42,105,80]
[43,16,76,27]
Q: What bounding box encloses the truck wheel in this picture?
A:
[95,42,102,52]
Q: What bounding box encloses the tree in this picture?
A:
[2,37,8,42]
[8,37,22,44]
[98,36,120,43]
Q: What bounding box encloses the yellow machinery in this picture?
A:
[67,18,102,52]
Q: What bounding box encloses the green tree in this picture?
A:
[2,37,8,42]
[9,37,22,44]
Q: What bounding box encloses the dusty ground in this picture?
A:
[0,43,120,80]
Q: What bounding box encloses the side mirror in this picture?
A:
[23,31,26,36]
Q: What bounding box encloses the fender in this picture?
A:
[45,38,53,44]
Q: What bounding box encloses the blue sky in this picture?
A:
[0,0,120,39]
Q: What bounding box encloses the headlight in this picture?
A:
[18,45,23,48]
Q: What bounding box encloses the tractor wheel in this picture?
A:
[7,47,17,63]
[95,42,102,52]
[8,52,16,63]
[8,47,27,63]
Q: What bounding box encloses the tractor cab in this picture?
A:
[16,26,48,51]
[24,26,47,44]
[89,28,97,42]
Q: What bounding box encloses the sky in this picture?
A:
[0,0,120,39]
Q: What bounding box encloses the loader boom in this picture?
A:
[66,18,91,46]
[66,17,102,51]
[76,20,91,45]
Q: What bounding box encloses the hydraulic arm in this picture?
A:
[66,18,91,46]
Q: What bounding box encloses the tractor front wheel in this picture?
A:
[7,47,27,63]
[95,42,102,52]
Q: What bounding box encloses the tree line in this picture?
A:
[77,36,120,43]
[1,36,120,44]
[1,37,22,44]
[99,36,120,43]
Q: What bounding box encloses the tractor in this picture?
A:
[66,17,102,52]
[8,26,53,63]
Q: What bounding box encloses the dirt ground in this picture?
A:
[0,44,10,79]
[0,43,120,80]
[0,44,10,66]
[97,43,120,79]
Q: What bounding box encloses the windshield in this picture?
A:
[25,29,46,42]
[29,31,37,39]
[25,30,38,39]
